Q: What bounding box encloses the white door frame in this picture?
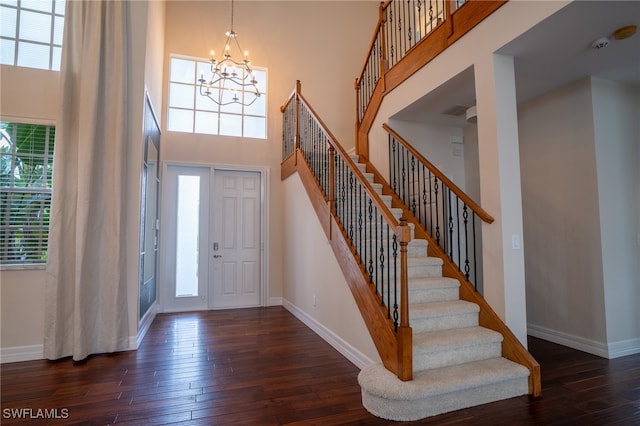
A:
[159,161,270,312]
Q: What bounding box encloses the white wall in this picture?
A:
[161,1,377,308]
[519,78,608,351]
[591,77,640,354]
[0,66,59,356]
[281,174,380,366]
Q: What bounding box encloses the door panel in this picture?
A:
[211,170,261,308]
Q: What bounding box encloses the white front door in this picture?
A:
[162,165,263,312]
[210,170,261,308]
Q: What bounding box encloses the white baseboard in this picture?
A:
[606,337,640,358]
[528,323,640,359]
[1,344,43,363]
[135,303,159,349]
[269,296,283,306]
[282,299,374,370]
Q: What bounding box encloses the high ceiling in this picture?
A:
[392,1,640,126]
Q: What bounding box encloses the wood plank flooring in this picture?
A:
[2,306,639,425]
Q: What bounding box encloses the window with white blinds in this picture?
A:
[0,122,55,266]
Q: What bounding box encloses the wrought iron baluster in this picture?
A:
[411,155,416,215]
[368,198,374,284]
[434,175,440,245]
[392,233,399,331]
[463,204,470,280]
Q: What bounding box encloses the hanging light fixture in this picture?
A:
[198,0,260,106]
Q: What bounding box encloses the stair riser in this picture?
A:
[410,313,478,333]
[360,377,529,421]
[407,288,459,303]
[413,342,502,371]
[408,264,442,278]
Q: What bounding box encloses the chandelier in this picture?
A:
[198,0,261,106]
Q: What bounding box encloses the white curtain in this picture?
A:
[44,0,130,361]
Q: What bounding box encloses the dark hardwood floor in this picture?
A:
[2,306,639,425]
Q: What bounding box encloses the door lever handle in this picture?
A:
[213,254,222,258]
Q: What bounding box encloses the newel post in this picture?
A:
[397,217,413,381]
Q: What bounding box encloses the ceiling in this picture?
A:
[392,1,640,126]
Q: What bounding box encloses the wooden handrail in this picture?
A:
[383,122,494,224]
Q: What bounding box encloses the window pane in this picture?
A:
[53,15,63,44]
[244,93,266,116]
[54,0,65,15]
[175,175,200,298]
[219,113,242,137]
[168,108,194,133]
[251,69,267,93]
[19,10,51,43]
[170,57,195,84]
[195,111,217,135]
[51,45,60,70]
[0,6,17,37]
[169,82,194,109]
[0,38,15,65]
[21,0,51,13]
[196,87,218,112]
[17,41,49,69]
[244,116,266,139]
[219,90,242,114]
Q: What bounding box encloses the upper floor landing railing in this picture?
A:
[355,0,506,150]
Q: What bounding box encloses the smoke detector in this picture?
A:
[591,37,610,49]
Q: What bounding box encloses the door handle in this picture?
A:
[213,254,222,258]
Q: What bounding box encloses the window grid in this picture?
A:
[168,55,267,139]
[0,122,55,266]
[0,0,65,71]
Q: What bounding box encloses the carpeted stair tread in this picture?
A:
[358,357,529,400]
[413,326,503,352]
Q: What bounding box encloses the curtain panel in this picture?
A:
[44,0,131,361]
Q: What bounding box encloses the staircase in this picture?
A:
[348,157,530,421]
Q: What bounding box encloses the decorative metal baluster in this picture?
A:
[401,145,407,204]
[456,197,460,269]
[374,207,379,293]
[448,188,454,259]
[434,175,440,245]
[379,215,386,311]
[472,212,477,291]
[358,184,363,259]
[392,233,399,331]
[463,204,470,280]
[410,155,416,215]
[349,173,354,242]
[368,198,374,284]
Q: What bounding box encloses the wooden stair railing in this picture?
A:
[358,123,541,397]
[281,82,414,381]
[355,0,507,158]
